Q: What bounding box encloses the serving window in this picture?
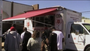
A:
[32,15,55,27]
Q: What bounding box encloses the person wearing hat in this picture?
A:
[3,24,16,39]
[4,26,21,51]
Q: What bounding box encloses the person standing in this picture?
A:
[27,31,41,51]
[4,26,21,51]
[41,30,51,51]
[51,27,64,51]
[49,29,57,51]
[6,23,16,32]
[3,24,16,39]
[21,27,31,51]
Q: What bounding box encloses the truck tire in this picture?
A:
[85,47,90,51]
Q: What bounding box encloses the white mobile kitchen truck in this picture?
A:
[61,8,90,51]
[2,6,90,51]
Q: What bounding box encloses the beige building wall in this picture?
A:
[2,1,37,19]
[2,1,11,19]
[82,19,90,23]
[13,2,33,16]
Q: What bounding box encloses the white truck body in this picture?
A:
[54,8,90,51]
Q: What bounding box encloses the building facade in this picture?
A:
[2,1,39,19]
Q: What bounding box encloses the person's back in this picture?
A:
[41,30,52,51]
[21,27,31,51]
[53,30,64,51]
[3,24,16,40]
[49,33,57,51]
[51,27,64,51]
[22,31,31,51]
[28,37,41,51]
[4,27,21,51]
[27,31,41,51]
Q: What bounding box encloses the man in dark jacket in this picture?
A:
[21,27,31,51]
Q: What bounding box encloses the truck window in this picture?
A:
[83,24,90,33]
[70,24,88,34]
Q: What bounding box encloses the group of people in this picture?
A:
[3,24,64,51]
[41,27,64,51]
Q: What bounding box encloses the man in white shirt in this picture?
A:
[51,27,64,51]
[21,31,25,41]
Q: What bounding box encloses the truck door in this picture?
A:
[66,23,86,50]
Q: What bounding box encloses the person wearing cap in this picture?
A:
[3,24,16,39]
[4,26,21,51]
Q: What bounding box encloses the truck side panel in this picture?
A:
[65,10,82,50]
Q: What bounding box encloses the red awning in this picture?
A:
[3,7,57,21]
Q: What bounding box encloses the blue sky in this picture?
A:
[8,1,90,18]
